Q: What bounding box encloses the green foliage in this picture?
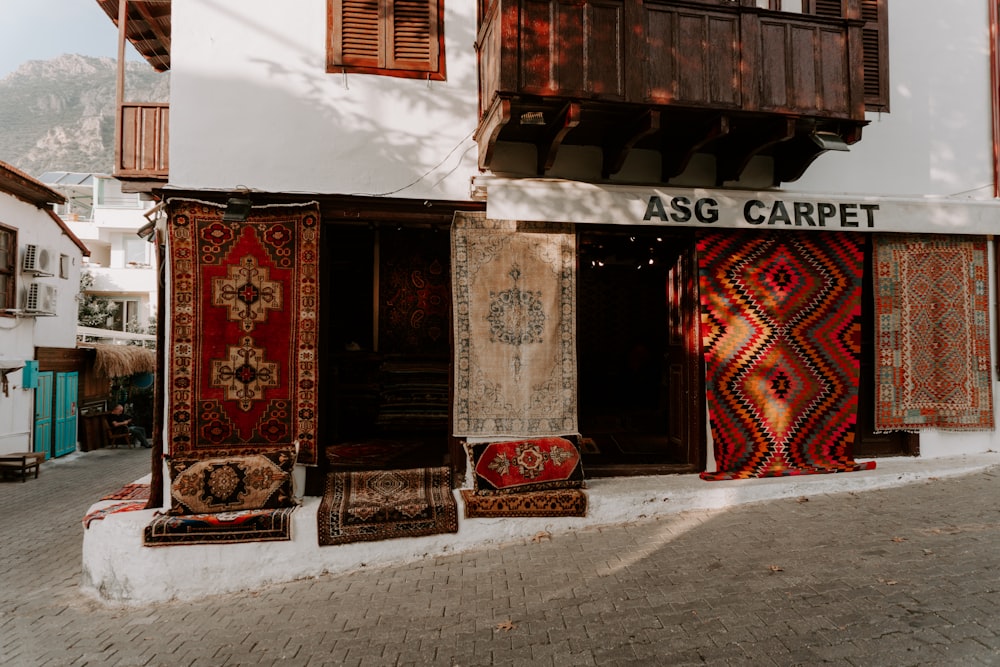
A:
[77,271,118,328]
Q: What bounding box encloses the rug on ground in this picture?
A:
[143,506,297,546]
[873,234,993,431]
[83,501,148,528]
[460,488,587,518]
[166,199,320,465]
[697,230,875,480]
[318,466,458,546]
[100,482,150,501]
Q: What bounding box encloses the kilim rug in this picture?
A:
[143,506,296,546]
[697,230,875,480]
[460,488,587,518]
[318,466,458,546]
[873,234,993,431]
[100,482,150,501]
[83,501,148,528]
[451,211,577,437]
[167,200,320,465]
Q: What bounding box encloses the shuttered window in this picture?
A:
[328,0,446,80]
[0,225,15,313]
[811,0,889,112]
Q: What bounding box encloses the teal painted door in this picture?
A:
[33,371,53,459]
[54,372,78,458]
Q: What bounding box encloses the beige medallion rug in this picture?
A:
[451,211,577,437]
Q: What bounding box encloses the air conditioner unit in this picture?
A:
[22,244,53,274]
[24,283,57,314]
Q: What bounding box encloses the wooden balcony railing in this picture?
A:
[116,102,169,180]
[475,0,868,184]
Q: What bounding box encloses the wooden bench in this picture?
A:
[0,452,45,482]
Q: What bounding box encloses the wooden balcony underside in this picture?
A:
[476,0,869,185]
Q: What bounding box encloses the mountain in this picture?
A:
[0,54,169,178]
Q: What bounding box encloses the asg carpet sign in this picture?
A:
[483,179,1000,235]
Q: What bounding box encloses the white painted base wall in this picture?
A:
[81,453,1000,605]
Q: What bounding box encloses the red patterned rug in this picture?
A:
[100,483,150,501]
[873,235,993,430]
[143,506,297,546]
[697,231,875,480]
[318,466,457,546]
[166,201,320,465]
[460,488,587,518]
[83,501,148,528]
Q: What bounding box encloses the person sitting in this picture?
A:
[106,404,151,448]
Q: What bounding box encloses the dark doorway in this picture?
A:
[576,227,702,475]
[314,223,451,488]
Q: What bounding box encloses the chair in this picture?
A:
[102,415,135,449]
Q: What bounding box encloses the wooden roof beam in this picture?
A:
[537,102,581,175]
[601,109,660,179]
[660,115,730,181]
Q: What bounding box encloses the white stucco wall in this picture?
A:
[167,0,479,201]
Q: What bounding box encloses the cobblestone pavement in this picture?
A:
[2,448,1000,666]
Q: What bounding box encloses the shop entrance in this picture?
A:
[577,227,703,475]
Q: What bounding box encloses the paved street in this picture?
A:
[2,447,1000,666]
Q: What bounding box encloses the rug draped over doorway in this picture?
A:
[317,467,458,546]
[697,231,874,480]
[451,212,577,437]
[873,234,993,431]
[166,200,320,465]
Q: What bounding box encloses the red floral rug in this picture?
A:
[874,234,993,431]
[697,230,875,480]
[167,201,320,464]
[143,506,297,546]
[318,466,457,546]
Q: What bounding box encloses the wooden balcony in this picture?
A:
[475,0,869,185]
[115,102,169,181]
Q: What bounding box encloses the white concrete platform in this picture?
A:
[81,452,1000,605]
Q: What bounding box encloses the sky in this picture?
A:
[0,1,135,79]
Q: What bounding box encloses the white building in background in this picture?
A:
[40,172,157,341]
[0,161,88,457]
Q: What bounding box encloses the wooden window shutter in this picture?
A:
[859,0,888,111]
[811,0,889,112]
[329,0,445,79]
[388,0,440,73]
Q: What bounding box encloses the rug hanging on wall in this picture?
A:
[317,466,458,546]
[697,230,874,481]
[379,229,451,356]
[451,211,577,437]
[873,234,993,431]
[166,200,320,465]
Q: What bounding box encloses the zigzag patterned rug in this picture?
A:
[697,230,875,480]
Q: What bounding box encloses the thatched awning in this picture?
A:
[88,343,157,378]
